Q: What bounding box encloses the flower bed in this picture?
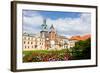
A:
[23,49,72,62]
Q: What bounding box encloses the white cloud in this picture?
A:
[48,13,91,37]
[23,11,44,34]
[23,16,43,25]
[23,12,91,37]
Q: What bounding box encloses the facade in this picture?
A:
[23,19,76,50]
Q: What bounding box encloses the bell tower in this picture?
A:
[49,24,56,49]
[40,19,49,49]
[40,19,48,38]
[49,24,56,40]
[41,19,47,31]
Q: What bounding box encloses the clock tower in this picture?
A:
[40,19,49,49]
[40,19,48,38]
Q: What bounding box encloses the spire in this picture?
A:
[50,24,55,32]
[44,19,46,25]
[50,24,54,29]
[41,19,47,31]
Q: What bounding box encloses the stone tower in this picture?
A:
[49,24,56,49]
[40,19,48,38]
[49,24,56,40]
[40,19,49,49]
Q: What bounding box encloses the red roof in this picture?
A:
[70,34,91,41]
[81,34,91,40]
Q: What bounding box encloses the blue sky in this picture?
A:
[22,10,91,37]
[23,10,81,19]
[37,11,81,20]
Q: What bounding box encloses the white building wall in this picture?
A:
[23,36,36,50]
[23,35,76,50]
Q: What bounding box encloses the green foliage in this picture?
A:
[71,38,91,60]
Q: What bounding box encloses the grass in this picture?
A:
[23,49,70,55]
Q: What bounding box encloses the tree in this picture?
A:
[71,38,91,60]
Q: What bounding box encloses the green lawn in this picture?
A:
[23,49,70,55]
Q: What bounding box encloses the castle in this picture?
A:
[23,19,76,50]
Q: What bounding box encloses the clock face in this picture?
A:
[50,40,55,44]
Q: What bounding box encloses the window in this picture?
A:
[25,46,26,48]
[24,41,25,44]
[35,45,37,48]
[28,42,29,44]
[31,42,33,44]
[32,46,33,48]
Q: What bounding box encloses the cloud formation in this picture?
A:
[23,10,91,37]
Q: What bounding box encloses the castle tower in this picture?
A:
[41,19,47,31]
[40,19,48,38]
[40,19,49,49]
[49,24,56,40]
[49,24,56,49]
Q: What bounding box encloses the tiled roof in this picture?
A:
[70,34,91,41]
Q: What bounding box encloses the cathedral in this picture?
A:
[23,19,76,50]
